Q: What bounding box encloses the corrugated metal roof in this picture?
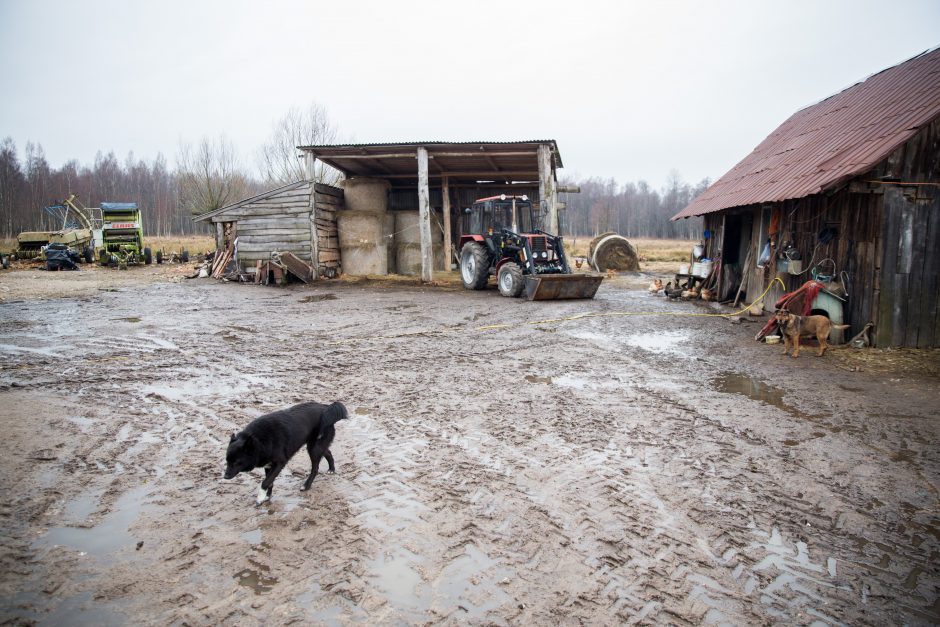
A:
[673,47,940,220]
[297,140,562,184]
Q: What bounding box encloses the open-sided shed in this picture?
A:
[300,140,568,281]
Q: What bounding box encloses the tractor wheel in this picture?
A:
[83,247,94,264]
[497,262,525,297]
[156,250,163,264]
[460,242,490,290]
[181,249,190,263]
[99,250,110,266]
[2,255,9,270]
[144,247,152,265]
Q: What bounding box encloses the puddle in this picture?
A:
[524,375,552,384]
[300,293,337,303]
[241,529,262,545]
[624,330,692,355]
[110,317,142,323]
[235,560,278,594]
[553,374,595,390]
[33,485,151,563]
[369,547,430,608]
[715,373,822,422]
[64,489,103,522]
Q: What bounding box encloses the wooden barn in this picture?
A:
[193,179,343,279]
[673,47,940,348]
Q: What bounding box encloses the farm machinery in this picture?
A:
[458,195,603,300]
[98,202,152,268]
[13,194,97,263]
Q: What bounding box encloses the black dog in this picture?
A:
[223,401,348,504]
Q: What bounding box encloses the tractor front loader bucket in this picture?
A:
[523,273,604,300]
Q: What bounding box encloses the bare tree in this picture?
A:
[0,137,26,238]
[176,135,252,217]
[257,103,341,186]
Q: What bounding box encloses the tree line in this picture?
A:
[1,104,706,241]
[0,104,338,240]
[560,170,706,239]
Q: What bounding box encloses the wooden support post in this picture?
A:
[442,175,452,271]
[304,152,316,182]
[417,147,433,282]
[308,184,320,280]
[215,221,224,252]
[538,144,559,234]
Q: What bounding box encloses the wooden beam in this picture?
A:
[313,150,538,160]
[308,187,320,279]
[304,152,316,181]
[538,144,559,234]
[340,170,540,179]
[418,147,433,282]
[442,176,452,271]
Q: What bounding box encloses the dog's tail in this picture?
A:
[319,401,349,438]
[831,324,851,330]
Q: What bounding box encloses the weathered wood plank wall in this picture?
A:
[313,184,343,276]
[206,181,345,278]
[873,117,940,347]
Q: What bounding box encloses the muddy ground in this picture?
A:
[0,264,938,625]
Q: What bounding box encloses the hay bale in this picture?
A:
[342,177,390,214]
[588,232,639,272]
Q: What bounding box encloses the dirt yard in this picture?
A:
[0,263,938,625]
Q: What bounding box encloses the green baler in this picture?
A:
[98,202,151,268]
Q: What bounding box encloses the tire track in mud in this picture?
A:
[2,282,938,625]
[554,313,940,624]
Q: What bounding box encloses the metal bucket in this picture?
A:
[523,274,605,300]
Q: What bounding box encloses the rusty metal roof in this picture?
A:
[297,141,561,186]
[673,47,940,220]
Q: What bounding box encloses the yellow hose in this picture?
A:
[476,277,788,331]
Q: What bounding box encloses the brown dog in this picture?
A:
[774,309,831,358]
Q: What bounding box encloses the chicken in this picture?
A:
[700,288,714,301]
[648,278,664,293]
[664,282,683,300]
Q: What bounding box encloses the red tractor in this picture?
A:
[458,195,603,300]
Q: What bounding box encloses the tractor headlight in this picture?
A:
[542,252,548,258]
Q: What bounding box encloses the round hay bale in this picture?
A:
[337,210,387,276]
[394,210,444,275]
[342,177,390,214]
[588,232,639,272]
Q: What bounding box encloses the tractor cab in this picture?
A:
[463,194,537,236]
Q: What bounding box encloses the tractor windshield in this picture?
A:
[488,200,535,233]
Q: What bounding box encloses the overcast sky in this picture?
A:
[1,0,938,187]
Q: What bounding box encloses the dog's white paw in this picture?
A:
[256,485,270,505]
[327,469,335,474]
